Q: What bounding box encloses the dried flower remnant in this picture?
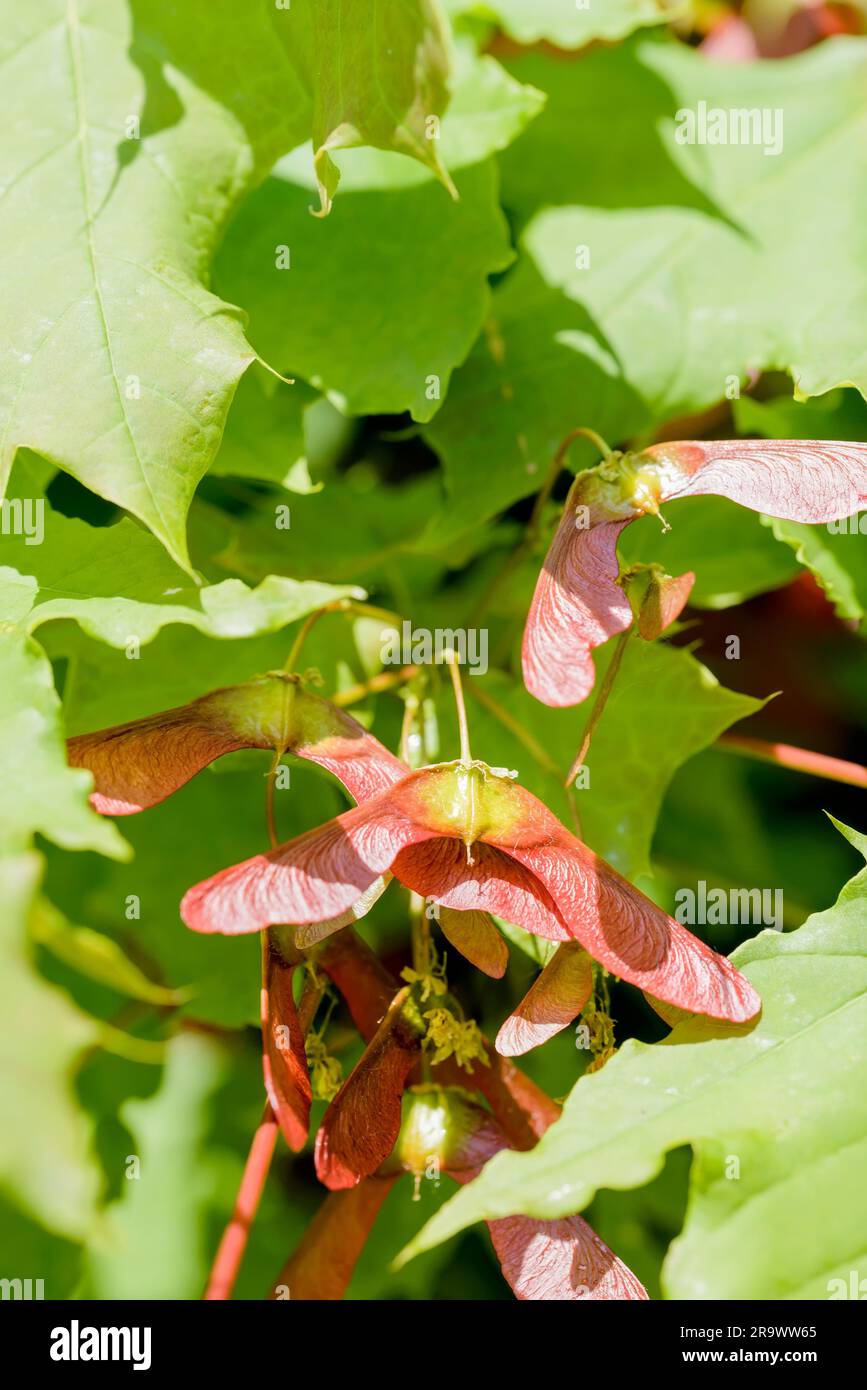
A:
[623,563,696,641]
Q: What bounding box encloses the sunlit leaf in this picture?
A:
[0,0,308,568]
[277,0,456,217]
[445,0,677,46]
[0,574,127,859]
[423,37,867,537]
[0,855,102,1239]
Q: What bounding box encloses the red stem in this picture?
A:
[565,626,632,790]
[718,734,867,789]
[203,1103,280,1300]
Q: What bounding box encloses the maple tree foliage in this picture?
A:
[1,0,866,1306]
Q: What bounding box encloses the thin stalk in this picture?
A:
[318,989,340,1037]
[284,608,326,673]
[566,626,633,789]
[409,891,431,976]
[409,892,432,1083]
[466,680,560,778]
[298,968,328,1035]
[465,675,582,836]
[445,651,472,763]
[717,735,867,789]
[265,749,281,849]
[399,693,420,766]
[559,426,614,461]
[347,600,404,626]
[92,1025,166,1067]
[213,960,329,1304]
[203,1103,279,1301]
[284,599,402,673]
[472,427,615,623]
[330,665,419,708]
[254,354,295,387]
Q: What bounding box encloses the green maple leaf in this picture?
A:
[0,0,311,570]
[215,470,452,586]
[444,0,678,47]
[0,498,361,651]
[768,514,867,627]
[208,369,321,493]
[423,35,867,536]
[215,42,543,422]
[278,0,457,217]
[0,572,128,859]
[218,161,513,424]
[83,1031,228,1297]
[0,0,469,563]
[0,855,102,1239]
[399,820,867,1301]
[421,255,651,545]
[520,36,867,410]
[32,896,187,1008]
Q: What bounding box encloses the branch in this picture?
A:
[203,1103,280,1301]
[718,735,867,789]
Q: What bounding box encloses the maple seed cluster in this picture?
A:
[68,436,867,1300]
